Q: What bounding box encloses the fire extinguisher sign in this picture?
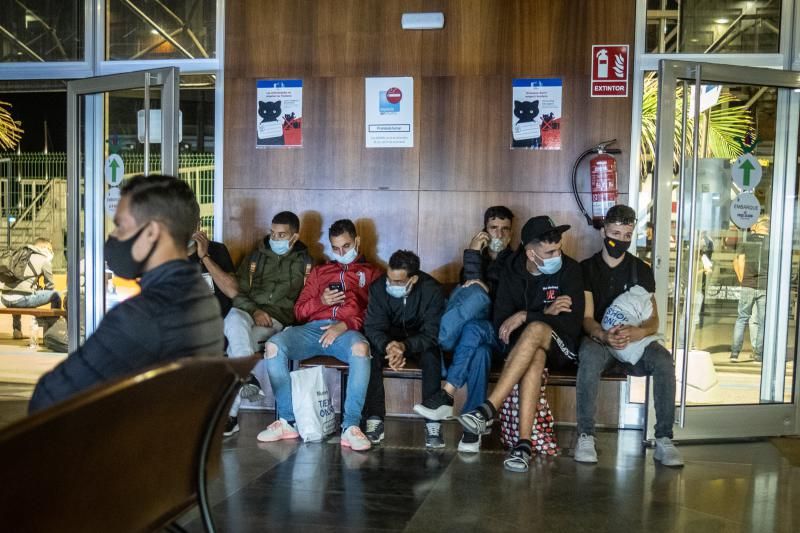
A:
[591,45,629,98]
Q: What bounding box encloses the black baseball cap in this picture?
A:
[521,216,570,246]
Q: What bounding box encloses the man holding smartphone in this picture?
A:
[260,219,381,451]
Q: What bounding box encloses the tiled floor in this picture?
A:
[180,412,800,533]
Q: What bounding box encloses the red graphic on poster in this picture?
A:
[386,87,402,104]
[591,45,629,98]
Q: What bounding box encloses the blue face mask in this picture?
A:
[532,249,562,275]
[334,247,358,265]
[386,280,410,299]
[269,238,291,256]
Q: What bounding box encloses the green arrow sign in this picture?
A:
[739,158,755,187]
[109,158,120,183]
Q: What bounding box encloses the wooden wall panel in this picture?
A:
[420,75,631,192]
[225,77,420,190]
[224,189,419,266]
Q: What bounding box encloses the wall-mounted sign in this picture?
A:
[105,187,121,217]
[256,79,303,148]
[511,78,562,150]
[730,191,761,229]
[731,152,762,191]
[591,44,629,97]
[365,77,414,148]
[104,154,124,186]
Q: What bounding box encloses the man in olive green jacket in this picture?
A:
[223,211,311,435]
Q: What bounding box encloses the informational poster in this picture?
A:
[105,187,121,217]
[730,192,761,229]
[591,45,629,97]
[256,79,302,148]
[365,77,414,148]
[512,78,562,150]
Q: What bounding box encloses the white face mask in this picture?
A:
[531,248,562,275]
[489,237,506,253]
[334,247,358,265]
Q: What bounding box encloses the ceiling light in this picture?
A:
[150,29,159,35]
[401,12,445,30]
[714,18,730,24]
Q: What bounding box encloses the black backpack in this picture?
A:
[0,247,36,285]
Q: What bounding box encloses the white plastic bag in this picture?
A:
[601,285,662,365]
[290,366,336,442]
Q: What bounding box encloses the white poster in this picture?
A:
[512,78,562,150]
[256,79,303,148]
[365,77,414,148]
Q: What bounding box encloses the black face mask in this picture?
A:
[104,224,156,279]
[603,237,629,259]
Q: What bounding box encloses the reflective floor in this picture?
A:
[181,413,800,533]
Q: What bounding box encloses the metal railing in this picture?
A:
[0,151,215,259]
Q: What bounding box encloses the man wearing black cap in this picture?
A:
[575,204,683,467]
[458,216,584,473]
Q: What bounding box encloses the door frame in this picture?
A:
[66,67,179,352]
[651,60,800,440]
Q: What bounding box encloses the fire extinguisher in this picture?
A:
[571,139,622,229]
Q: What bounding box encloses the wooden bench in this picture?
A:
[299,354,628,420]
[0,355,257,533]
[0,307,66,319]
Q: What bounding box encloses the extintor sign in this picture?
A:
[591,45,629,98]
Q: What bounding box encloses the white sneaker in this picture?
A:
[341,426,372,451]
[654,437,684,467]
[574,433,598,463]
[457,433,481,453]
[256,418,300,442]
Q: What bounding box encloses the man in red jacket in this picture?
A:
[259,219,382,451]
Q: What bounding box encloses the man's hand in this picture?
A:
[605,325,629,350]
[253,309,273,328]
[469,231,491,251]
[193,230,209,258]
[617,325,646,344]
[385,352,406,371]
[463,279,489,292]
[386,340,406,358]
[498,311,527,344]
[321,287,346,306]
[319,321,347,348]
[544,295,572,316]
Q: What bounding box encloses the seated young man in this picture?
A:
[259,219,381,451]
[458,216,584,473]
[222,211,311,436]
[362,250,445,447]
[576,205,683,467]
[414,206,514,453]
[29,175,224,412]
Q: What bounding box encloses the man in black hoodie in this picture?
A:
[363,250,446,448]
[458,216,584,473]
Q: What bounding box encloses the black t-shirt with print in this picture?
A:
[581,252,656,323]
[189,240,235,317]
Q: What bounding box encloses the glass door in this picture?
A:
[66,68,179,352]
[650,60,800,440]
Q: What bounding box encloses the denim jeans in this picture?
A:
[731,287,766,358]
[445,319,497,413]
[265,319,370,430]
[577,337,676,439]
[224,307,284,416]
[2,290,61,331]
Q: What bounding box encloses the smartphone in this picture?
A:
[328,282,343,292]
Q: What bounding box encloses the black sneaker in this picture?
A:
[365,416,385,444]
[413,389,454,420]
[223,416,239,437]
[425,422,445,449]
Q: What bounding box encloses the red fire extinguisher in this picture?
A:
[571,139,622,229]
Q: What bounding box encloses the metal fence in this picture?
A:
[0,151,216,253]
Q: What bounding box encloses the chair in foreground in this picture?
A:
[0,355,258,533]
